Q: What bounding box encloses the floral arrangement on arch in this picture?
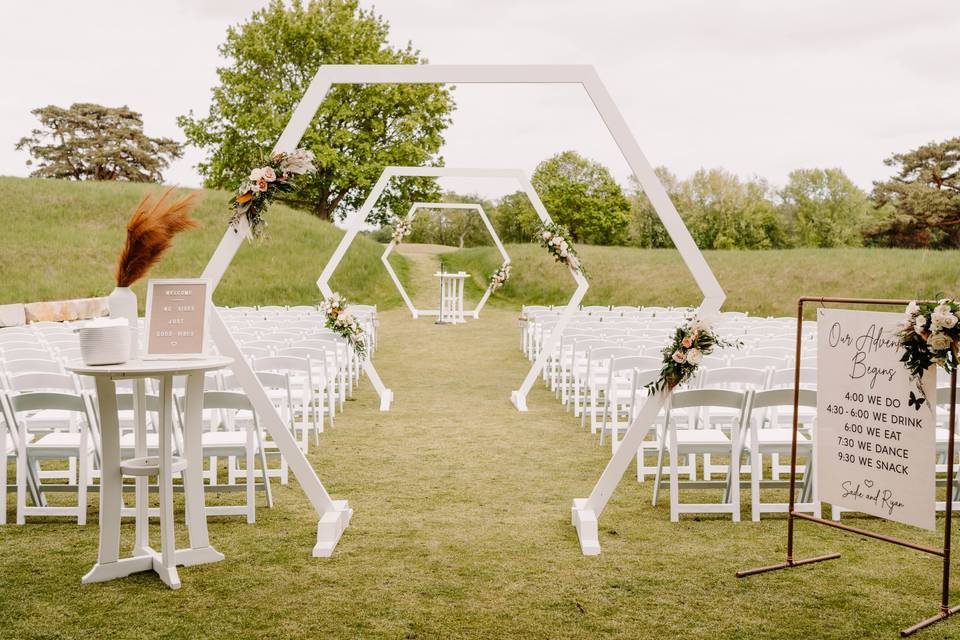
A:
[538,222,584,274]
[899,298,959,394]
[391,217,413,245]
[320,293,367,359]
[229,148,316,239]
[648,316,741,392]
[489,261,511,293]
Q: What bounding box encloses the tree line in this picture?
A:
[13,0,959,249]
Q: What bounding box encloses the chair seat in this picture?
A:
[119,432,176,453]
[202,431,258,456]
[671,427,737,456]
[24,409,75,430]
[744,428,811,448]
[27,432,95,457]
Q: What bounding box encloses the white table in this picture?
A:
[66,357,232,589]
[435,271,468,324]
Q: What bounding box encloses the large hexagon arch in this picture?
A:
[382,197,510,320]
[197,65,726,559]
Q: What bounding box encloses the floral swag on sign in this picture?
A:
[321,293,367,359]
[489,261,511,293]
[538,222,584,274]
[899,298,959,397]
[229,148,316,239]
[648,316,741,392]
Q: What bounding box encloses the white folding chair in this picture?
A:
[653,389,748,522]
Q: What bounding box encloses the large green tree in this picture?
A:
[869,137,960,248]
[15,103,182,182]
[780,168,870,247]
[178,0,455,225]
[530,151,631,244]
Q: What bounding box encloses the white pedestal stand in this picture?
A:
[434,271,468,324]
[67,357,233,588]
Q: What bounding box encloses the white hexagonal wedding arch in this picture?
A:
[197,65,726,559]
[321,165,586,413]
[382,198,510,320]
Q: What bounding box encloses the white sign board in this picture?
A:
[817,309,936,530]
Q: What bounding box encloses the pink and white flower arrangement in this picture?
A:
[320,292,367,358]
[649,316,740,392]
[391,217,413,245]
[538,222,585,274]
[899,298,959,393]
[230,148,316,238]
[489,261,511,293]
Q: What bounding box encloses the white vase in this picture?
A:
[107,286,141,359]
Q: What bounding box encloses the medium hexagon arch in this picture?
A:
[381,196,508,319]
[316,165,587,413]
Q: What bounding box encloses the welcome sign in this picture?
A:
[145,279,209,357]
[816,308,936,530]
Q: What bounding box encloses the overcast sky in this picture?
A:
[2,0,958,199]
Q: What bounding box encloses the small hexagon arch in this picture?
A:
[382,199,509,320]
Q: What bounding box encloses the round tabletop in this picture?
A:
[65,356,233,378]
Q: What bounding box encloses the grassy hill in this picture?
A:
[444,243,960,317]
[0,176,408,310]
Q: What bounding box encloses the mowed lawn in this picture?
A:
[1,306,958,639]
[445,244,960,317]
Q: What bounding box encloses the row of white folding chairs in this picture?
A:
[0,368,292,526]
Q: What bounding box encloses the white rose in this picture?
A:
[931,315,945,332]
[559,249,568,257]
[905,301,919,317]
[687,348,703,364]
[929,332,952,351]
[542,230,552,240]
[559,241,568,251]
[262,167,277,182]
[248,167,265,182]
[915,316,927,333]
[941,313,958,329]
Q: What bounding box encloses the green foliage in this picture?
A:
[406,192,496,247]
[178,0,455,225]
[0,176,408,309]
[15,103,181,182]
[491,191,541,243]
[680,169,787,249]
[530,150,631,244]
[869,137,960,248]
[780,168,871,247]
[627,169,678,248]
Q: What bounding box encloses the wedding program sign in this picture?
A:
[817,308,936,530]
[145,279,209,357]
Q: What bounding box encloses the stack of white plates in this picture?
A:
[77,318,130,366]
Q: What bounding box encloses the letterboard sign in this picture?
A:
[816,308,937,530]
[145,279,209,358]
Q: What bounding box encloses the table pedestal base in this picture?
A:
[313,500,352,558]
[82,545,224,589]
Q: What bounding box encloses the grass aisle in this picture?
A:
[0,307,955,638]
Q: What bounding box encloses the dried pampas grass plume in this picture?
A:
[115,188,202,287]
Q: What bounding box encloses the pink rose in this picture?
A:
[681,336,693,348]
[262,167,277,182]
[672,350,686,363]
[257,178,268,192]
